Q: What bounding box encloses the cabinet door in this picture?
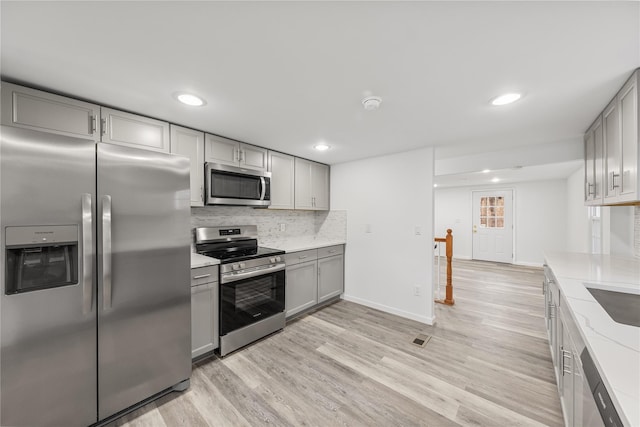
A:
[204,134,239,166]
[294,157,314,209]
[584,130,595,203]
[559,318,574,427]
[191,282,219,359]
[170,125,205,207]
[1,82,99,141]
[101,107,170,153]
[318,254,344,303]
[268,151,295,209]
[593,118,604,202]
[619,75,638,199]
[241,143,268,172]
[312,162,330,210]
[285,261,318,318]
[603,99,620,200]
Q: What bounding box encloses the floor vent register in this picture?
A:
[412,334,431,347]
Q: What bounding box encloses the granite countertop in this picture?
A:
[544,251,640,427]
[190,253,220,268]
[262,238,346,253]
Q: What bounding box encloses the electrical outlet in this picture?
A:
[414,286,421,296]
[279,223,286,232]
[414,226,422,236]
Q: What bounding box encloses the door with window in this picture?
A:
[472,190,513,263]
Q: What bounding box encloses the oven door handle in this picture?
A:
[221,263,285,284]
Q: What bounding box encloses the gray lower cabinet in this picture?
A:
[190,265,219,359]
[318,253,344,303]
[285,260,318,317]
[285,245,344,319]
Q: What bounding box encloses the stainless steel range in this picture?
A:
[195,226,285,356]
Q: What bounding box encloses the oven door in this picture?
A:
[220,268,285,335]
[206,163,271,207]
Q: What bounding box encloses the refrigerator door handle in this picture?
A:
[102,195,113,310]
[82,193,93,314]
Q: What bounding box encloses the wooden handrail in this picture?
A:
[434,229,454,306]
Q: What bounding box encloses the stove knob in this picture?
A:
[239,263,246,269]
[232,264,240,271]
[275,256,282,263]
[269,257,276,263]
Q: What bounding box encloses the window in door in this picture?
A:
[480,196,505,228]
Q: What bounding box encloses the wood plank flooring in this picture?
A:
[110,259,563,427]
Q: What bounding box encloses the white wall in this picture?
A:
[565,165,591,253]
[435,179,568,266]
[331,147,435,324]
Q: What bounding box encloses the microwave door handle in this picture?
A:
[102,195,113,310]
[81,193,93,314]
[260,177,266,200]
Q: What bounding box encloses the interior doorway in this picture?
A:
[472,190,514,263]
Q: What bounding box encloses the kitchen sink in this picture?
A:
[587,287,640,327]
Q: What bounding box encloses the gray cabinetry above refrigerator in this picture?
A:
[0,81,100,141]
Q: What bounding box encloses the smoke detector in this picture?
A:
[362,96,382,110]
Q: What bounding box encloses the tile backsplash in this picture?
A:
[190,207,347,249]
[635,206,640,258]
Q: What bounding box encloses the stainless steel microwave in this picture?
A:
[205,163,271,207]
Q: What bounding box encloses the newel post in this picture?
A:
[443,229,454,305]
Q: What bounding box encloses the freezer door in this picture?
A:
[0,126,97,427]
[97,143,191,420]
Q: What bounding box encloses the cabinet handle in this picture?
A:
[299,255,308,259]
[193,273,211,280]
[548,303,556,318]
[90,115,97,134]
[562,349,572,375]
[200,185,204,203]
[542,279,546,295]
[610,172,620,190]
[328,249,336,253]
[100,118,107,136]
[586,182,595,196]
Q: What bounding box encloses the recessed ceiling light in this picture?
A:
[491,177,500,183]
[433,184,438,188]
[482,169,491,173]
[175,93,206,106]
[314,143,330,151]
[491,93,522,106]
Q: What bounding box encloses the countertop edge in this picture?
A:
[544,251,640,427]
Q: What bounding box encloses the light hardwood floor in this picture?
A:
[110,259,563,427]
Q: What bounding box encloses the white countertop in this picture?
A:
[190,253,220,269]
[261,238,346,253]
[544,251,640,427]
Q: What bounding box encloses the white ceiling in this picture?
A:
[1,1,639,168]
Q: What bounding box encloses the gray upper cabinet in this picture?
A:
[101,107,170,153]
[584,116,604,205]
[170,125,205,207]
[1,82,100,141]
[268,151,295,210]
[587,68,639,205]
[204,133,267,172]
[295,158,330,210]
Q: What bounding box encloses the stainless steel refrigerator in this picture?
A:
[0,125,192,426]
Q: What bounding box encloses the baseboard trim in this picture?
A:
[514,260,544,267]
[341,295,435,325]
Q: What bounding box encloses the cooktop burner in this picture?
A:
[194,225,284,263]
